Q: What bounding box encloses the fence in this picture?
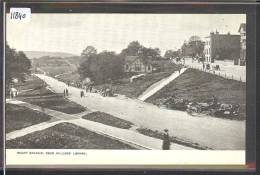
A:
[185,65,245,83]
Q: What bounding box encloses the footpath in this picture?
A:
[138,68,187,101]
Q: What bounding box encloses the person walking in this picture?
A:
[66,88,68,96]
[89,84,93,93]
[63,89,66,97]
[162,129,171,150]
[80,90,84,98]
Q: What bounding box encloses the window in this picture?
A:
[135,63,141,71]
[148,65,151,71]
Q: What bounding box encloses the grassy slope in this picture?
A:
[6,123,137,149]
[94,63,182,98]
[6,104,52,133]
[146,68,246,119]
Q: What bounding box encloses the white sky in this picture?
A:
[6,13,246,56]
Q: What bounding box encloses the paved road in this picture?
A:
[35,74,245,150]
[138,68,187,101]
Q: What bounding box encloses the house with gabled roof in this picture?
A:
[124,56,154,73]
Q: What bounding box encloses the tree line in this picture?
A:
[78,41,164,84]
[6,43,31,89]
[78,38,205,84]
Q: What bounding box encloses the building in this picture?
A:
[204,31,240,64]
[238,23,246,66]
[124,56,154,73]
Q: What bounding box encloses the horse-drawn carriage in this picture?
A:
[162,96,189,111]
[100,87,114,97]
[186,101,240,118]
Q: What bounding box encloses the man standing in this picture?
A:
[162,129,171,150]
[66,88,68,96]
[80,90,84,98]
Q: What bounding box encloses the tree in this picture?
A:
[78,50,124,84]
[137,47,162,63]
[5,43,31,88]
[164,50,181,60]
[181,37,205,57]
[81,46,97,58]
[120,41,143,57]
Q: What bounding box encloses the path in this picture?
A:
[138,68,187,101]
[35,74,245,150]
[6,100,193,150]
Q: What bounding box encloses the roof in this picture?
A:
[125,56,156,66]
[125,56,139,64]
[238,23,246,32]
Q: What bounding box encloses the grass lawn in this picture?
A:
[146,68,246,119]
[6,104,52,133]
[6,122,137,149]
[82,112,134,129]
[22,95,86,114]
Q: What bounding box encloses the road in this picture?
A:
[138,68,187,101]
[36,73,245,150]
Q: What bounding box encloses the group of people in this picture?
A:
[100,87,113,97]
[202,63,221,71]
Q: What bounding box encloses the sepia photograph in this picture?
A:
[5,13,246,154]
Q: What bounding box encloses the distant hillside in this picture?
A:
[24,51,78,59]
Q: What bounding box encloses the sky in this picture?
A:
[6,13,246,56]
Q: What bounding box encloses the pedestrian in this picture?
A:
[66,88,68,96]
[89,85,93,93]
[178,69,181,74]
[63,89,66,97]
[203,63,205,70]
[41,102,45,113]
[162,129,170,150]
[10,90,13,99]
[80,90,84,98]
